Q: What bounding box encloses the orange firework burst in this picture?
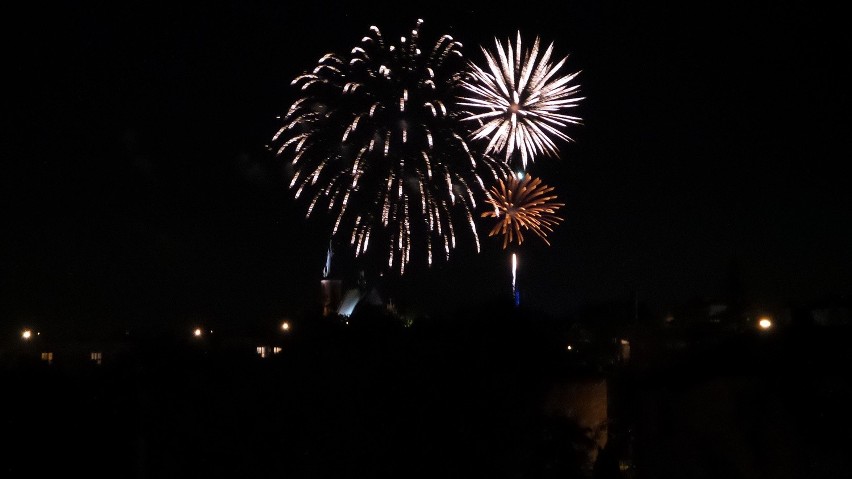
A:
[482,175,564,249]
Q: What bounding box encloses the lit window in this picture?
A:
[90,352,103,365]
[273,347,282,354]
[257,346,267,358]
[41,352,53,364]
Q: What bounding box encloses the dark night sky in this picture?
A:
[3,1,851,334]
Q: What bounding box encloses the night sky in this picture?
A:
[3,1,851,335]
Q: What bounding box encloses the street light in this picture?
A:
[758,317,772,330]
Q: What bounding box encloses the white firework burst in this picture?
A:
[272,19,509,275]
[461,32,584,170]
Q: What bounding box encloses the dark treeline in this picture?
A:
[2,302,612,478]
[3,299,851,478]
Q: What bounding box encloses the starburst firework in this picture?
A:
[272,20,510,274]
[481,174,564,249]
[461,33,583,170]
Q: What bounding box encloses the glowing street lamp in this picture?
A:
[758,317,772,330]
[193,328,203,337]
[22,329,32,340]
[281,321,291,332]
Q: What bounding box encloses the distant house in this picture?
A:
[664,298,791,332]
[811,307,852,327]
[797,296,852,327]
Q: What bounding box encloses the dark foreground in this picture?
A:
[2,307,851,478]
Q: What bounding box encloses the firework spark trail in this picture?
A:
[481,174,565,249]
[461,32,584,170]
[273,19,510,274]
[512,252,517,292]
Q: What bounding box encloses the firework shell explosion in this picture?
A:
[481,174,565,249]
[461,32,584,171]
[273,19,510,274]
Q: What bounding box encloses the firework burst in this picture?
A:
[481,174,564,249]
[272,19,510,274]
[461,33,583,170]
